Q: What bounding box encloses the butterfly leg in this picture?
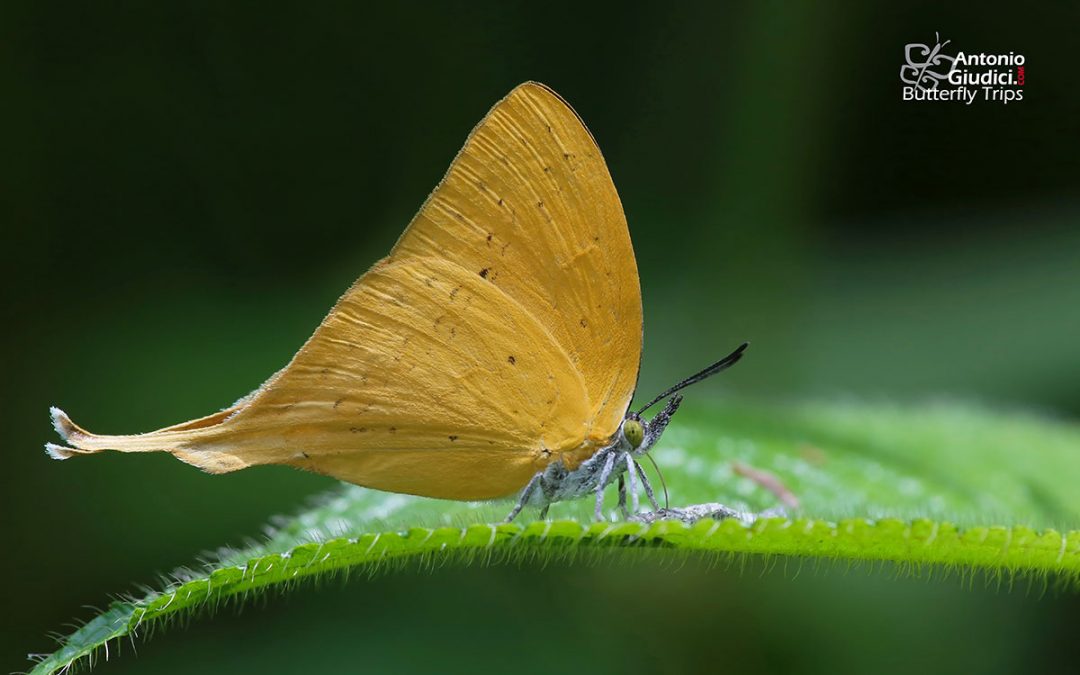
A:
[594,452,617,521]
[624,454,640,514]
[504,471,544,523]
[617,475,629,519]
[634,461,661,511]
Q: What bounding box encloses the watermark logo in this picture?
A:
[900,33,956,91]
[901,32,1025,104]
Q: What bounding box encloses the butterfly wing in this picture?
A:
[231,256,594,499]
[48,82,642,499]
[391,82,642,442]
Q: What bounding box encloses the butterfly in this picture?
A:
[47,82,746,522]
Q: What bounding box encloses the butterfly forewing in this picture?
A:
[392,82,642,443]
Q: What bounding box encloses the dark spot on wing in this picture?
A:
[449,435,458,442]
[389,427,397,434]
[301,451,310,459]
[579,318,588,328]
[333,397,345,409]
[508,355,516,365]
[479,268,489,279]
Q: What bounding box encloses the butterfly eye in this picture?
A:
[623,418,644,449]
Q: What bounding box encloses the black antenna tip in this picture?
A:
[635,341,750,414]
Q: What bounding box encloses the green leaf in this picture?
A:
[29,399,1080,674]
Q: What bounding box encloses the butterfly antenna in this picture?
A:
[636,342,749,414]
[645,452,670,509]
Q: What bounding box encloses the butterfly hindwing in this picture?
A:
[236,256,591,499]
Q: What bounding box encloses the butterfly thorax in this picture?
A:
[502,397,681,522]
[535,446,622,505]
[528,418,644,507]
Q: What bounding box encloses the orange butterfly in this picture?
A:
[47,82,746,521]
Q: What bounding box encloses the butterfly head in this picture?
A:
[620,414,646,453]
[620,411,671,509]
[620,342,750,457]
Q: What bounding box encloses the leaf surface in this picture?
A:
[30,399,1080,674]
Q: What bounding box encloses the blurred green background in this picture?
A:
[3,1,1079,673]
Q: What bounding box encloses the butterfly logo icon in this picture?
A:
[900,32,957,91]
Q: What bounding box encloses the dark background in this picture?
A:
[3,2,1079,673]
